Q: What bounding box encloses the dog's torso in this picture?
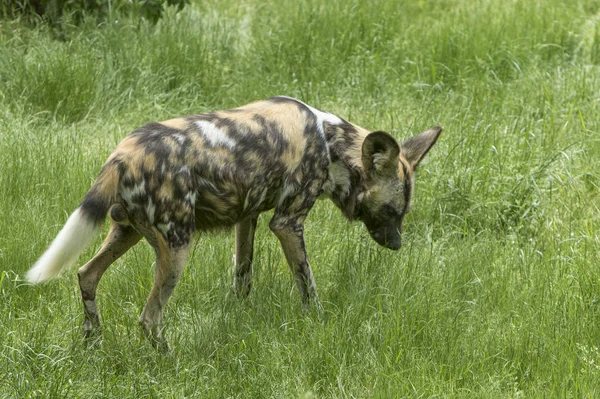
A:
[107,96,366,246]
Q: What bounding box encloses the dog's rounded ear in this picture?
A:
[400,126,442,169]
[362,131,400,175]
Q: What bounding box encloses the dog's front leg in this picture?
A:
[269,216,321,311]
[233,215,258,298]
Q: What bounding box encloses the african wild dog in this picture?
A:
[26,96,441,350]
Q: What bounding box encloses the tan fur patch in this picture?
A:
[160,118,188,130]
[268,104,308,170]
[215,110,263,132]
[223,102,309,170]
[158,179,174,200]
[143,154,157,171]
[343,125,370,170]
[398,155,414,185]
[95,162,120,202]
[186,129,207,151]
[163,136,181,155]
[95,162,119,189]
[110,136,139,162]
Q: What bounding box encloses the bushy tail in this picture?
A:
[25,208,101,283]
[26,161,121,283]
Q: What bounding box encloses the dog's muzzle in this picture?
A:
[368,225,401,250]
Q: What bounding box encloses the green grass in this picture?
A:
[1,0,600,396]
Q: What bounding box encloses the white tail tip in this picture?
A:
[26,208,98,283]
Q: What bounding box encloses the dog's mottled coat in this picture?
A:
[26,96,441,350]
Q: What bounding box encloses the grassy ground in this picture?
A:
[1,0,600,397]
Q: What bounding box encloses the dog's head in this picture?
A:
[357,127,442,250]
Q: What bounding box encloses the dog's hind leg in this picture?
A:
[77,220,141,342]
[233,215,258,298]
[138,230,190,352]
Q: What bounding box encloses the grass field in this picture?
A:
[1,0,600,397]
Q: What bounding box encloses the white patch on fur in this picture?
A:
[146,199,156,224]
[184,191,196,205]
[157,222,174,236]
[179,166,190,175]
[306,105,343,132]
[121,182,146,203]
[26,208,99,283]
[277,96,342,135]
[195,120,236,149]
[174,133,186,145]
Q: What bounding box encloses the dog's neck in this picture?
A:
[321,121,369,220]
